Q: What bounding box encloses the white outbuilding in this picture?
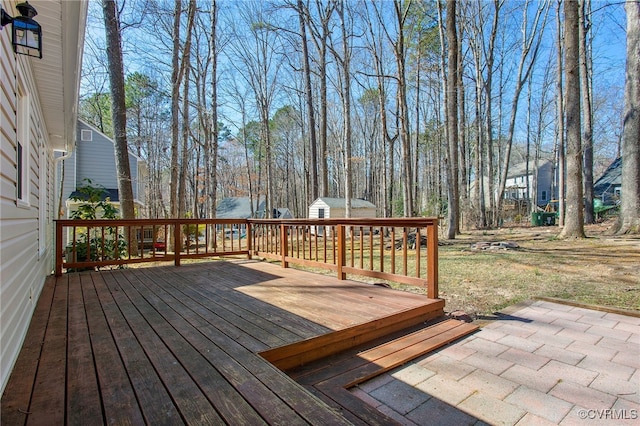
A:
[308,198,377,235]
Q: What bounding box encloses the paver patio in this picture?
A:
[354,300,640,425]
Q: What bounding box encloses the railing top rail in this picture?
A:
[55,218,251,226]
[248,217,439,226]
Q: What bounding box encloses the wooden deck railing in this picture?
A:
[248,218,438,299]
[55,218,251,276]
[55,217,439,299]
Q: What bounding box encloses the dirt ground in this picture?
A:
[431,219,640,318]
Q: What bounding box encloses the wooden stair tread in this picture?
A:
[289,318,478,425]
[339,319,478,388]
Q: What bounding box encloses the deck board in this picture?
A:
[1,276,57,426]
[1,260,445,425]
[66,273,103,425]
[27,274,69,426]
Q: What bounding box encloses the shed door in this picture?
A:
[318,208,325,236]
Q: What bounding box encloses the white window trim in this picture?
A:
[16,77,31,208]
[81,129,93,141]
[39,140,47,257]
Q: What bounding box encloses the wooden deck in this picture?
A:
[1,260,472,425]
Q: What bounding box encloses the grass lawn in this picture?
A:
[388,220,639,317]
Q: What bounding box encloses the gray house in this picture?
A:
[216,197,293,219]
[60,120,146,218]
[504,159,555,207]
[594,157,621,205]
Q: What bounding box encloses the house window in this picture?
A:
[16,80,30,207]
[81,129,93,141]
[318,208,325,218]
[541,190,547,202]
[614,188,621,198]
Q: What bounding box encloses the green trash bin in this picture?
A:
[531,212,543,226]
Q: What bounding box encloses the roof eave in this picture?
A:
[30,1,88,152]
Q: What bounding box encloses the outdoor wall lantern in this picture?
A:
[1,1,43,59]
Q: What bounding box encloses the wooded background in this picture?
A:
[78,0,638,238]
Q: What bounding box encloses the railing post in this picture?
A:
[280,223,288,268]
[247,222,253,259]
[337,224,346,280]
[55,220,63,276]
[426,219,439,299]
[175,220,182,267]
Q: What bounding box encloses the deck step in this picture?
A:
[287,318,478,426]
[260,300,445,371]
[340,318,478,388]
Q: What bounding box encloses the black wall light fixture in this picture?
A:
[1,2,43,59]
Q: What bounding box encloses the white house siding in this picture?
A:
[308,198,377,235]
[0,52,54,394]
[308,199,331,219]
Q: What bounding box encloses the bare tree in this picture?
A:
[495,0,549,223]
[177,0,196,218]
[579,0,595,224]
[102,0,135,222]
[559,0,585,238]
[444,0,460,238]
[555,0,566,227]
[169,0,182,221]
[615,0,640,234]
[332,0,353,216]
[297,0,319,202]
[209,0,220,220]
[393,0,414,217]
[307,0,336,197]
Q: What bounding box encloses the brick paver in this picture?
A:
[351,300,640,425]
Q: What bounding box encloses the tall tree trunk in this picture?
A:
[102,0,135,222]
[177,0,195,218]
[394,0,413,217]
[298,0,318,202]
[559,0,585,238]
[210,0,219,221]
[170,0,182,223]
[615,0,640,234]
[445,0,460,238]
[556,0,566,227]
[178,65,190,218]
[308,1,334,197]
[338,1,352,217]
[457,37,468,227]
[485,1,500,227]
[579,0,595,224]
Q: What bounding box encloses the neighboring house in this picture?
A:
[594,157,621,206]
[0,0,87,396]
[504,159,555,207]
[216,197,293,220]
[60,120,146,218]
[308,198,377,236]
[216,197,266,219]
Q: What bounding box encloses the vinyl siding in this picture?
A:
[308,198,376,219]
[0,51,53,395]
[74,121,141,200]
[308,199,331,219]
